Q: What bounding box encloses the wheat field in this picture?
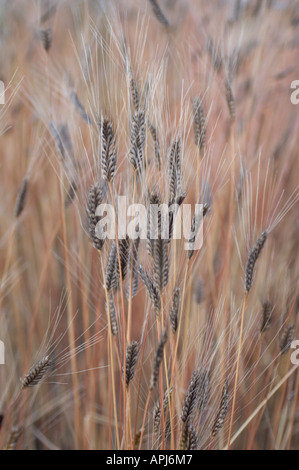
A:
[0,0,298,450]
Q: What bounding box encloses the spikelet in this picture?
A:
[125,341,139,387]
[150,328,168,390]
[40,28,52,52]
[245,231,267,293]
[100,118,117,183]
[211,379,229,437]
[192,97,206,157]
[148,0,169,27]
[170,286,180,333]
[88,184,105,251]
[21,356,52,389]
[138,265,161,313]
[280,325,295,354]
[15,177,28,218]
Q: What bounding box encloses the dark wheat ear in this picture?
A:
[260,301,273,333]
[70,91,91,124]
[65,180,77,208]
[148,123,161,171]
[148,0,169,27]
[125,341,139,387]
[106,293,118,336]
[211,379,229,437]
[88,184,105,251]
[197,369,209,413]
[194,279,205,305]
[280,324,295,354]
[150,328,168,390]
[15,177,28,218]
[168,139,182,201]
[180,370,201,425]
[245,231,267,293]
[138,265,161,314]
[129,110,145,173]
[126,236,140,299]
[153,237,169,292]
[170,286,180,333]
[186,424,198,450]
[225,78,235,121]
[187,204,209,259]
[105,242,118,291]
[40,28,52,52]
[153,387,172,435]
[192,96,206,157]
[130,76,140,112]
[100,118,117,183]
[21,356,52,389]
